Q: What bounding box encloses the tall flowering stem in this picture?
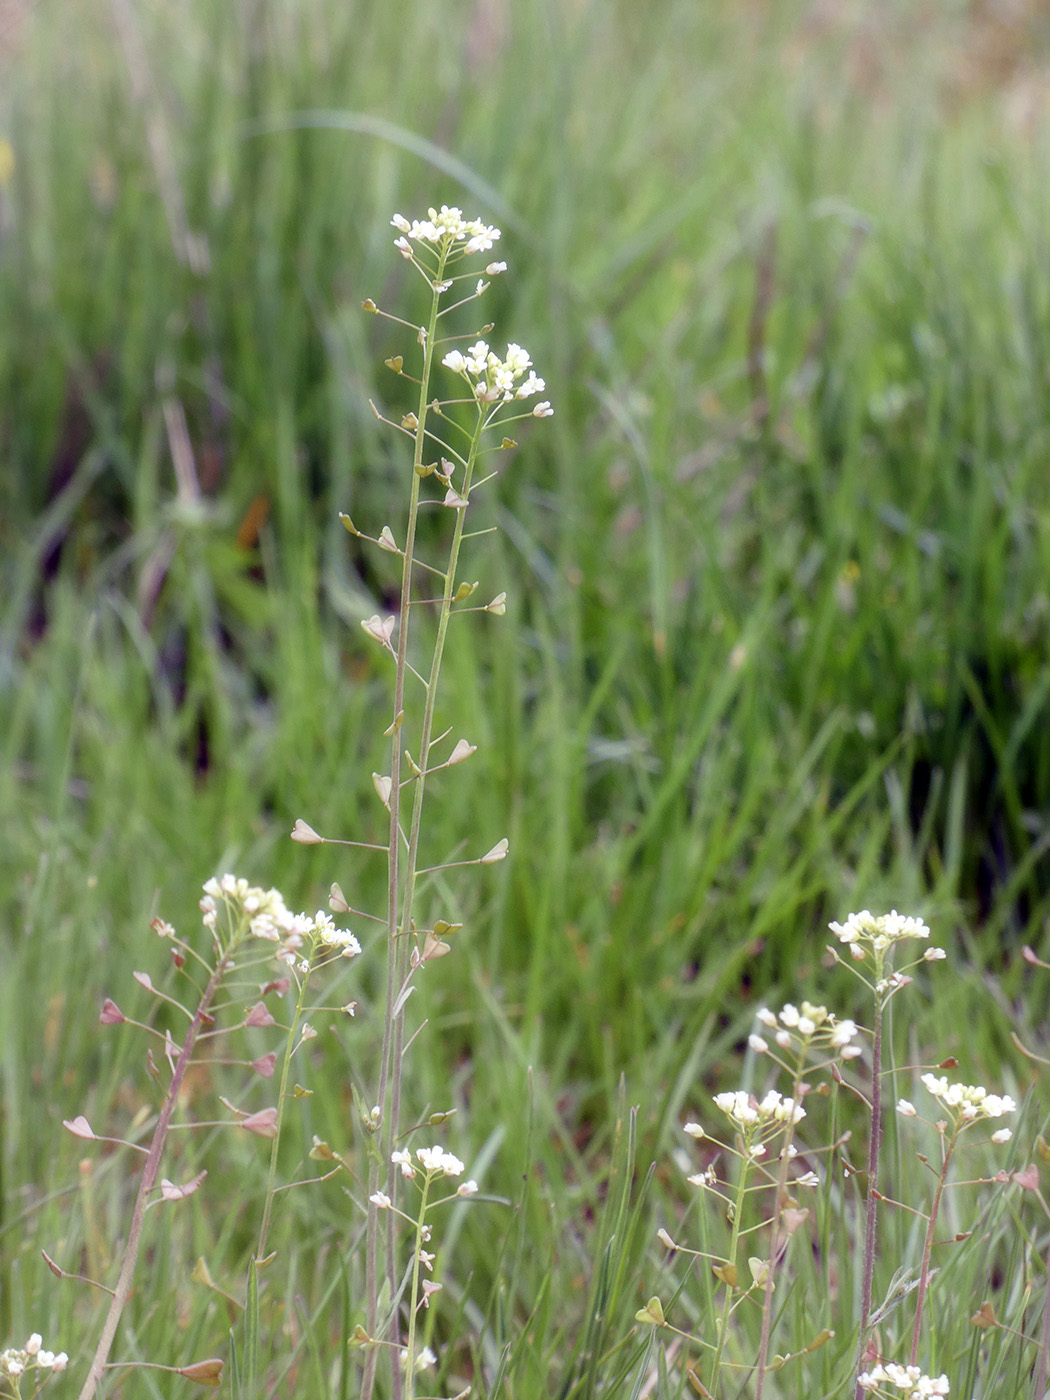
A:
[825,910,945,1399]
[858,987,885,1388]
[70,877,360,1400]
[689,1108,770,1391]
[355,207,551,1400]
[675,1002,859,1398]
[895,1076,1015,1366]
[749,1003,861,1400]
[256,913,361,1261]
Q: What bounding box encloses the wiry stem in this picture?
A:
[708,1161,752,1392]
[257,966,312,1260]
[754,1089,804,1400]
[364,251,448,1400]
[854,994,885,1399]
[909,1129,954,1367]
[77,956,229,1400]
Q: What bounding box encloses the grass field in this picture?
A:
[3,1,1050,1395]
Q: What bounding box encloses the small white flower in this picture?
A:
[748,1034,768,1054]
[897,1099,917,1117]
[416,1145,465,1177]
[370,1192,391,1209]
[991,1128,1012,1144]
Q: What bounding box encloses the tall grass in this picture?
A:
[2,0,1050,1393]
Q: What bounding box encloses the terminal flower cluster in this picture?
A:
[392,206,500,256]
[827,909,944,995]
[711,1089,806,1130]
[389,1145,475,1185]
[749,1000,862,1060]
[898,1075,1015,1141]
[0,1332,68,1388]
[198,876,360,964]
[687,1089,805,1164]
[442,340,552,416]
[858,1362,949,1397]
[829,909,936,957]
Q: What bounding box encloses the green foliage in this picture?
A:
[2,0,1050,1395]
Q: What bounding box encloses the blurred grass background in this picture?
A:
[3,0,1050,1393]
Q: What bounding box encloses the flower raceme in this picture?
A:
[858,1362,950,1397]
[749,1000,862,1060]
[0,1333,69,1386]
[685,1089,806,1165]
[829,910,932,952]
[826,909,945,998]
[897,1074,1016,1141]
[196,875,360,965]
[441,340,550,413]
[383,207,554,423]
[710,1089,806,1130]
[391,206,500,256]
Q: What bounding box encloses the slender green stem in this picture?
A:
[854,991,886,1398]
[402,1174,433,1400]
[394,409,486,946]
[363,245,450,1400]
[709,1155,754,1393]
[256,965,311,1260]
[754,1084,804,1400]
[909,1129,955,1367]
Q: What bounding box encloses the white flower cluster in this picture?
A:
[830,909,936,956]
[858,1361,949,1397]
[0,1333,69,1381]
[387,1145,477,1188]
[749,1001,862,1059]
[200,876,361,962]
[683,1091,805,1170]
[392,206,500,254]
[711,1089,806,1129]
[897,1075,1015,1141]
[442,340,552,416]
[308,911,363,956]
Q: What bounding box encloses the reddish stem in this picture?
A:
[76,956,229,1400]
